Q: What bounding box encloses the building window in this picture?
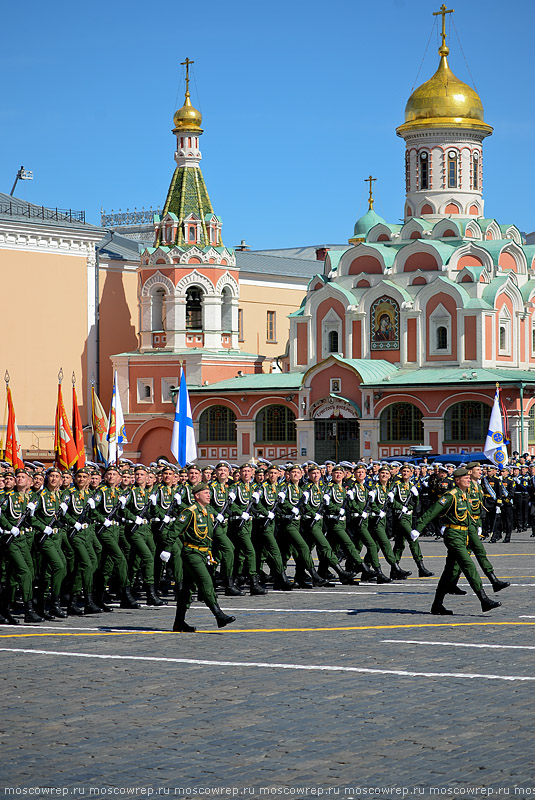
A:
[256,405,296,443]
[238,308,244,341]
[472,152,479,191]
[448,151,458,189]
[137,379,154,403]
[188,225,196,242]
[161,377,178,404]
[436,326,448,350]
[419,152,429,190]
[379,403,423,443]
[498,306,511,356]
[151,287,166,332]
[199,406,237,443]
[328,330,339,353]
[186,287,203,329]
[221,287,232,332]
[529,405,535,445]
[444,402,491,443]
[267,311,276,342]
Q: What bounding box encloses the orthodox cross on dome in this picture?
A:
[365,175,377,211]
[433,4,454,53]
[180,57,194,95]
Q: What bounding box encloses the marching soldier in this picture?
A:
[390,464,434,578]
[209,461,241,596]
[226,463,267,595]
[251,464,293,590]
[32,467,69,619]
[368,465,411,580]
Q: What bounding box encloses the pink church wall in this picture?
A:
[349,256,382,275]
[426,293,457,361]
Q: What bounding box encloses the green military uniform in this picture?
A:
[62,487,100,610]
[151,483,183,594]
[209,480,237,587]
[300,481,356,584]
[275,482,324,586]
[122,485,165,605]
[346,482,390,581]
[391,481,433,577]
[226,480,264,592]
[323,483,365,573]
[31,487,68,613]
[252,481,292,589]
[0,491,35,611]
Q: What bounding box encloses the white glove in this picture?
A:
[291,506,300,516]
[411,486,419,497]
[228,491,236,502]
[44,526,53,536]
[387,492,395,502]
[216,514,225,523]
[323,495,330,506]
[60,502,68,514]
[401,506,409,514]
[339,508,346,518]
[74,522,83,531]
[119,495,127,508]
[241,512,250,521]
[495,506,501,515]
[135,516,144,525]
[378,510,386,519]
[369,490,376,502]
[27,501,37,515]
[10,526,20,537]
[150,494,158,506]
[87,497,96,509]
[410,529,420,541]
[103,519,112,528]
[174,492,182,503]
[361,511,368,520]
[252,491,260,502]
[278,491,286,500]
[267,511,275,520]
[163,515,171,524]
[347,489,355,500]
[477,526,483,537]
[440,525,446,535]
[314,513,322,522]
[303,491,310,503]
[160,550,171,563]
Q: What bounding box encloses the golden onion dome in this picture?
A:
[173,91,203,133]
[396,46,492,137]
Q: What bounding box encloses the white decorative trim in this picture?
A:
[215,271,239,297]
[141,270,175,297]
[175,269,215,296]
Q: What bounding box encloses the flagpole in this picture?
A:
[0,371,9,460]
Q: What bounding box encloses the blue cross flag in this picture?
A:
[484,386,508,468]
[171,368,197,467]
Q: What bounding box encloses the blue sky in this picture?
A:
[2,0,534,248]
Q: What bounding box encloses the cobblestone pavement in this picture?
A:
[1,533,534,798]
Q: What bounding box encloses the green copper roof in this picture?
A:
[353,209,386,238]
[192,372,305,392]
[482,276,509,306]
[371,367,535,387]
[156,166,221,248]
[303,356,399,385]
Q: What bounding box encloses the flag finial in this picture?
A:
[58,367,64,384]
[72,371,76,386]
[4,370,9,386]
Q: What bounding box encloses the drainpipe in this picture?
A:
[94,230,114,395]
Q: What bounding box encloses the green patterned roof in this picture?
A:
[155,167,220,248]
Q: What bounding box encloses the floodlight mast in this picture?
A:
[10,165,33,196]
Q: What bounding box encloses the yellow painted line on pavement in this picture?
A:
[1,621,535,637]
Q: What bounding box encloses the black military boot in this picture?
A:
[249,575,268,595]
[24,601,44,623]
[374,566,392,584]
[172,590,196,632]
[50,594,68,618]
[0,606,19,624]
[390,563,411,580]
[431,587,453,616]
[120,586,141,609]
[358,562,378,581]
[309,568,333,587]
[486,573,510,593]
[476,588,502,612]
[273,572,293,591]
[94,592,113,612]
[146,585,167,606]
[65,594,83,616]
[224,576,245,597]
[447,584,467,595]
[35,595,55,621]
[416,560,434,577]
[333,564,359,585]
[84,592,103,614]
[293,570,313,588]
[207,602,236,629]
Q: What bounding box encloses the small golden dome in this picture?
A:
[173,91,203,133]
[397,47,492,137]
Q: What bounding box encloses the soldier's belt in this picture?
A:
[447,524,468,531]
[280,513,300,520]
[184,543,210,552]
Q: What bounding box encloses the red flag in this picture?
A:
[54,383,77,469]
[72,385,86,468]
[5,387,23,469]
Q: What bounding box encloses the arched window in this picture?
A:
[472,152,479,191]
[328,330,339,353]
[444,402,491,443]
[256,405,296,443]
[529,405,535,446]
[436,325,448,350]
[221,287,232,332]
[419,152,429,190]
[186,287,203,329]
[188,225,196,243]
[448,151,458,188]
[198,406,237,443]
[379,403,423,443]
[151,287,166,332]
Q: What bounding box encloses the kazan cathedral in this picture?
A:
[115,13,535,466]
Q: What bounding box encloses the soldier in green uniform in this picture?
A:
[62,467,102,614]
[122,465,166,606]
[0,467,42,623]
[172,482,236,632]
[226,463,267,595]
[151,465,183,599]
[251,464,293,590]
[347,464,391,583]
[209,461,241,596]
[368,465,411,579]
[32,467,69,619]
[390,464,434,577]
[412,467,502,615]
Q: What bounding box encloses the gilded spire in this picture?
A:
[365,175,377,211]
[173,57,203,133]
[433,4,454,57]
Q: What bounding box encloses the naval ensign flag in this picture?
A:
[171,368,197,467]
[484,385,509,468]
